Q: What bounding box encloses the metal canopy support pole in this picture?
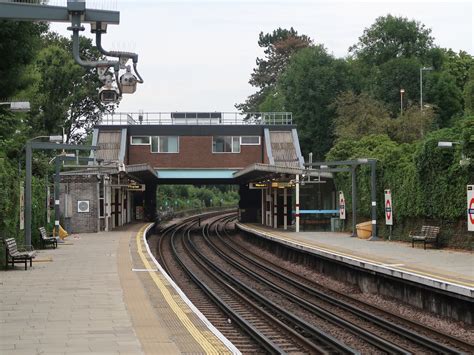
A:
[268,188,272,228]
[25,142,32,247]
[54,157,61,237]
[351,165,357,237]
[283,188,288,230]
[296,174,300,233]
[266,188,271,227]
[261,189,264,225]
[369,160,378,240]
[24,141,96,248]
[273,188,278,228]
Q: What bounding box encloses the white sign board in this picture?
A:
[468,185,474,232]
[19,181,24,230]
[339,191,346,220]
[384,189,393,225]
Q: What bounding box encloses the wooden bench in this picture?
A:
[39,227,58,249]
[410,225,440,249]
[3,238,36,270]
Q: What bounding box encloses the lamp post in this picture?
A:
[400,89,405,116]
[420,67,434,111]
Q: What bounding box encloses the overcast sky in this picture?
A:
[50,0,473,112]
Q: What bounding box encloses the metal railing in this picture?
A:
[98,112,293,126]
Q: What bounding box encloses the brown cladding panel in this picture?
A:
[128,136,264,169]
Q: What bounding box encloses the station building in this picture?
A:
[59,112,337,233]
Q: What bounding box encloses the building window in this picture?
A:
[212,136,240,153]
[151,136,179,153]
[130,136,150,145]
[240,136,260,145]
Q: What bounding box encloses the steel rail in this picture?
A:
[218,221,472,354]
[164,215,284,354]
[189,219,356,354]
[206,220,408,354]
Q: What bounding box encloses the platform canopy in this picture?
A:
[61,163,159,184]
[233,163,332,184]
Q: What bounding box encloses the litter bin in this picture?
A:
[356,221,372,239]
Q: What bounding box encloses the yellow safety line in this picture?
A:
[246,225,474,288]
[135,224,221,355]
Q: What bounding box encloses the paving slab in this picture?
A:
[0,228,143,354]
[1,222,238,354]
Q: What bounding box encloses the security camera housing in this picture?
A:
[120,71,138,94]
[99,86,120,104]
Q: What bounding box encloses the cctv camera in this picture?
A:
[99,86,120,104]
[120,67,138,94]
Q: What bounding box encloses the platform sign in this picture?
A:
[19,181,24,230]
[468,185,474,232]
[249,182,268,189]
[127,183,145,191]
[384,189,393,225]
[339,191,346,220]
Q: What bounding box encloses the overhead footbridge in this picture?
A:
[59,112,336,233]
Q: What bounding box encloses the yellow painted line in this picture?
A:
[246,225,474,288]
[135,224,221,355]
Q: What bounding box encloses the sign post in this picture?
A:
[384,189,393,239]
[468,185,474,232]
[339,191,346,231]
[19,181,25,231]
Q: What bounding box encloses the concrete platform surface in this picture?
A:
[0,224,236,354]
[237,223,473,298]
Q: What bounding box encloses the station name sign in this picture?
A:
[127,183,145,191]
[249,182,293,189]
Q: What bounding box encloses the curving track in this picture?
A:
[152,212,474,354]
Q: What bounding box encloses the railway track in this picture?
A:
[214,216,474,354]
[158,213,355,353]
[153,212,473,354]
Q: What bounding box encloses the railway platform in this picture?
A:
[236,223,473,298]
[0,223,236,354]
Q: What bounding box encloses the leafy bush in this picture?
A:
[326,118,471,235]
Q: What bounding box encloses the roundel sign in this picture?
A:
[384,189,393,225]
[468,185,474,232]
[339,191,346,220]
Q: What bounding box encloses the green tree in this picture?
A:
[374,57,422,114]
[278,45,349,159]
[389,106,435,143]
[349,14,434,66]
[463,67,474,115]
[332,91,390,141]
[425,71,463,127]
[0,21,47,99]
[28,34,114,143]
[236,27,312,112]
[441,49,474,92]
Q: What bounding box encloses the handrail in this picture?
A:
[97,112,293,126]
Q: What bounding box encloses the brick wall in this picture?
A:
[127,136,265,168]
[60,176,99,234]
